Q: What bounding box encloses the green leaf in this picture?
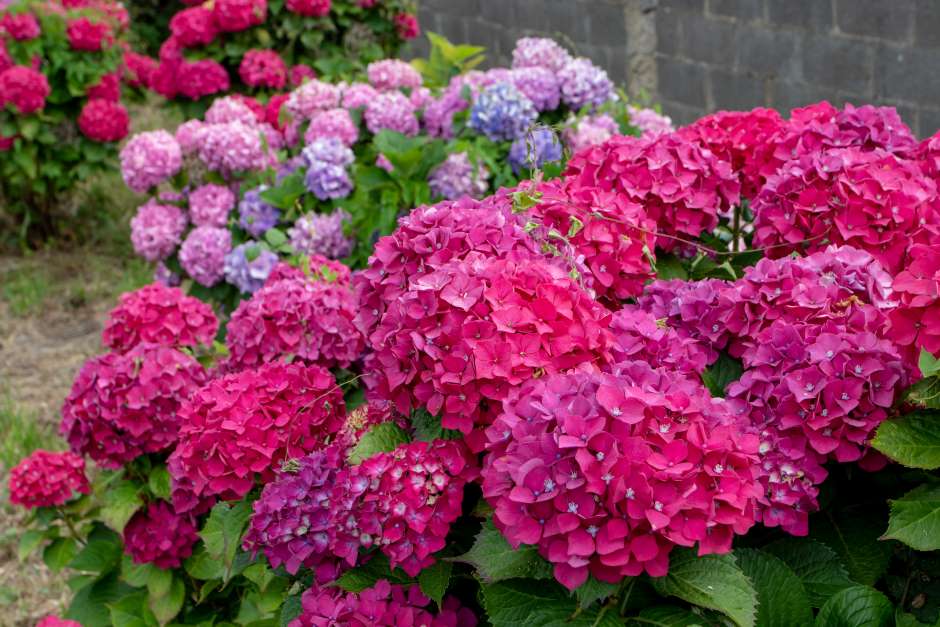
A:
[200,500,253,581]
[69,526,122,574]
[906,377,940,409]
[764,538,854,607]
[481,579,622,627]
[813,510,893,586]
[148,466,172,500]
[655,254,688,280]
[100,480,143,532]
[147,568,172,598]
[334,553,415,592]
[109,592,157,627]
[815,586,892,627]
[418,561,452,609]
[701,352,743,398]
[346,422,410,464]
[883,483,940,552]
[650,549,757,627]
[451,521,553,583]
[265,227,288,248]
[280,594,303,627]
[919,349,940,377]
[410,408,462,442]
[68,571,136,627]
[628,605,710,626]
[148,575,184,625]
[574,576,618,610]
[873,412,940,469]
[18,529,45,560]
[44,537,78,573]
[122,554,155,588]
[185,543,225,580]
[736,548,813,627]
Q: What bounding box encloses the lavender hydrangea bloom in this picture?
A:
[120,131,183,193]
[179,226,231,287]
[558,58,615,110]
[154,262,181,287]
[469,82,537,142]
[224,242,279,294]
[301,137,354,167]
[364,91,419,136]
[428,152,490,200]
[509,127,564,173]
[239,186,281,237]
[511,67,561,112]
[423,88,469,139]
[304,162,354,200]
[188,183,235,227]
[130,199,187,262]
[197,122,270,175]
[288,209,354,259]
[511,37,572,73]
[204,96,258,125]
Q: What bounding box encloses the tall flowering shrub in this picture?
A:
[0,0,130,241]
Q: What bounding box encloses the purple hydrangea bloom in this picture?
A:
[120,131,183,193]
[469,82,537,142]
[511,67,561,112]
[558,58,615,110]
[154,262,181,287]
[423,88,469,139]
[428,152,490,200]
[224,242,280,294]
[188,184,235,227]
[364,91,419,136]
[341,82,378,110]
[304,108,358,147]
[509,127,564,173]
[511,37,572,73]
[179,226,232,287]
[130,199,187,262]
[197,122,271,175]
[286,79,342,120]
[239,186,281,237]
[302,137,354,167]
[288,209,354,259]
[628,105,675,139]
[304,162,354,200]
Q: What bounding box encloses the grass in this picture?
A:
[0,394,59,472]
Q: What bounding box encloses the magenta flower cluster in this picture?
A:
[8,450,90,510]
[123,500,199,569]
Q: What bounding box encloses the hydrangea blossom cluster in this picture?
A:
[509,127,563,173]
[188,183,236,227]
[302,137,355,200]
[511,37,572,73]
[608,307,710,376]
[751,147,936,273]
[304,107,358,146]
[566,133,741,249]
[123,500,199,569]
[469,82,537,141]
[888,243,940,372]
[287,78,342,120]
[428,151,491,200]
[61,344,207,468]
[36,618,82,627]
[557,57,615,111]
[562,113,619,155]
[8,450,90,509]
[239,185,281,237]
[364,90,419,136]
[225,271,364,371]
[483,367,761,589]
[102,283,219,353]
[179,225,232,287]
[77,98,129,142]
[224,242,279,294]
[120,130,183,193]
[0,64,48,113]
[288,208,355,259]
[511,67,560,112]
[626,105,675,140]
[239,48,287,89]
[367,58,422,91]
[168,362,345,513]
[130,200,187,262]
[196,120,275,175]
[291,580,475,627]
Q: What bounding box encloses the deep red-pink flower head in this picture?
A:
[102,283,218,353]
[8,450,90,510]
[123,51,157,89]
[0,65,50,114]
[168,362,345,513]
[1,12,41,41]
[394,12,420,39]
[239,48,287,89]
[87,72,120,101]
[123,500,199,568]
[61,344,207,468]
[888,243,940,373]
[213,0,267,32]
[286,0,330,17]
[36,618,82,627]
[78,99,129,142]
[169,6,218,47]
[176,59,230,100]
[66,17,113,51]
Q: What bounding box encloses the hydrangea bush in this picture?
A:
[10,97,940,627]
[119,35,665,305]
[0,0,131,242]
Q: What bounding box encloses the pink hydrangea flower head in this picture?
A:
[566,133,741,250]
[188,183,236,227]
[341,81,378,109]
[290,63,316,86]
[8,450,90,509]
[627,105,675,140]
[78,99,129,142]
[179,225,232,287]
[174,119,205,155]
[205,95,259,125]
[562,113,619,155]
[239,48,288,89]
[288,208,354,259]
[888,243,940,373]
[286,79,341,120]
[286,0,330,17]
[120,130,183,193]
[176,59,230,100]
[394,12,419,39]
[510,67,561,112]
[751,147,936,273]
[364,91,419,136]
[61,344,207,468]
[557,57,615,110]
[86,72,120,101]
[0,65,50,114]
[304,107,358,146]
[124,50,157,88]
[196,121,273,175]
[123,500,199,568]
[428,151,490,200]
[102,283,218,353]
[225,273,364,371]
[423,84,469,139]
[1,12,41,40]
[512,37,572,73]
[483,367,761,589]
[366,59,422,91]
[168,362,345,512]
[66,16,112,51]
[677,107,786,199]
[130,199,187,262]
[213,0,267,32]
[36,618,82,627]
[608,307,711,376]
[169,5,217,47]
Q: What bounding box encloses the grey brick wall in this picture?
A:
[414,0,940,136]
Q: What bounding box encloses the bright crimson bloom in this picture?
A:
[77,99,129,142]
[123,500,199,568]
[168,362,345,513]
[888,243,940,373]
[87,72,120,101]
[0,65,50,114]
[102,283,219,353]
[393,12,419,39]
[286,0,331,17]
[1,12,41,40]
[66,17,113,51]
[8,450,90,509]
[36,618,82,627]
[169,6,218,47]
[176,59,231,99]
[61,344,207,468]
[239,49,288,89]
[483,365,761,589]
[213,0,267,32]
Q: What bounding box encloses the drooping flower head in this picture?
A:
[102,283,218,353]
[8,450,90,510]
[123,500,199,569]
